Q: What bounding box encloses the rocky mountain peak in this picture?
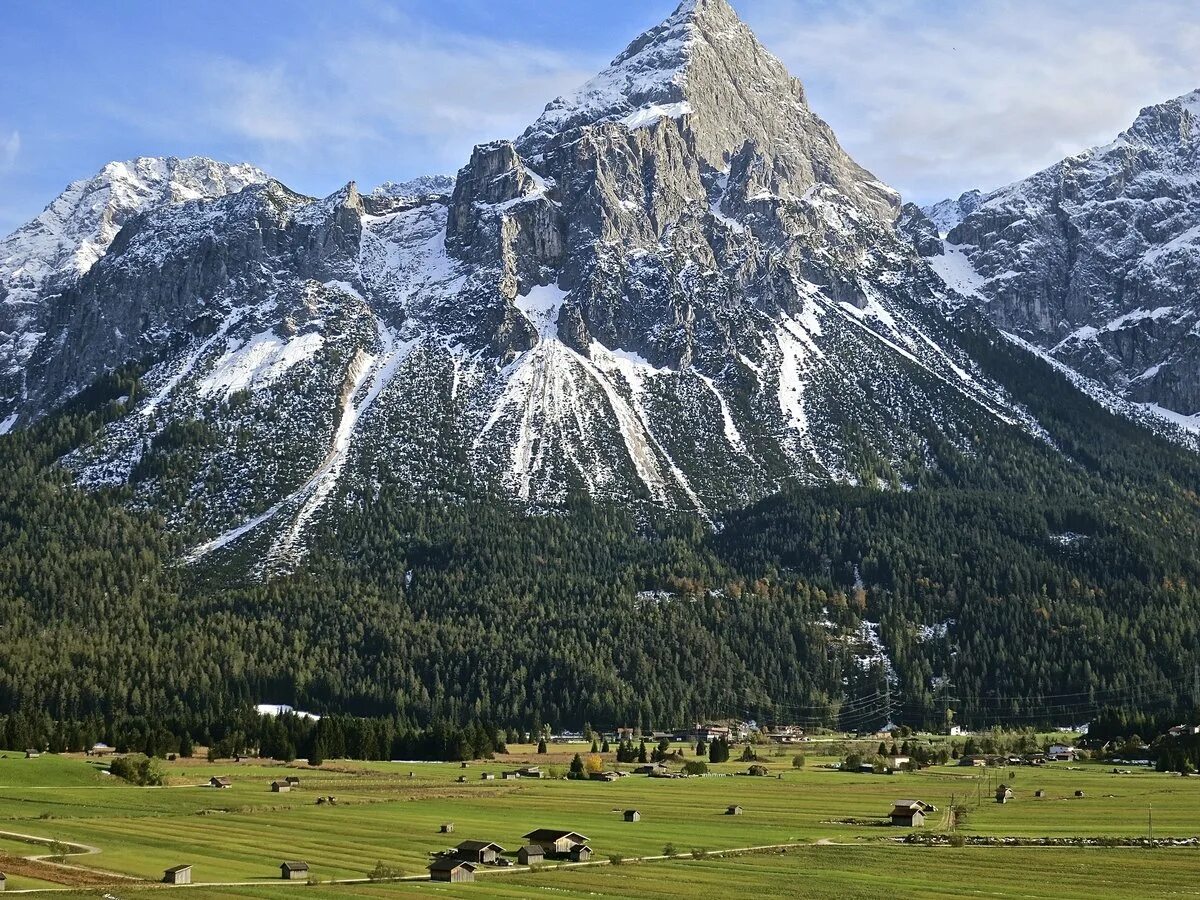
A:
[515,0,897,223]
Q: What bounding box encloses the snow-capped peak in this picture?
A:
[1,155,267,289]
[517,0,710,150]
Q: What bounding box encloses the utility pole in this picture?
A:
[1148,803,1153,844]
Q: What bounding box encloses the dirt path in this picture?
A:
[0,828,143,886]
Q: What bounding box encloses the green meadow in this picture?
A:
[0,745,1196,898]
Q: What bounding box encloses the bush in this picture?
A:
[662,843,677,858]
[682,760,709,776]
[947,833,966,848]
[108,754,164,786]
[792,754,806,769]
[608,854,624,866]
[691,848,709,860]
[367,861,403,882]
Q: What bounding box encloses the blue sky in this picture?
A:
[2,0,1198,235]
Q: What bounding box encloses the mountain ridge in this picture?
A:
[918,88,1200,425]
[0,2,1196,573]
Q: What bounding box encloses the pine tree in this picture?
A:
[570,753,585,779]
[537,738,547,754]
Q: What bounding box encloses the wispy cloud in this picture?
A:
[0,130,19,171]
[748,0,1200,202]
[184,27,597,185]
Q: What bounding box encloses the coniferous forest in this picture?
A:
[1,329,1199,752]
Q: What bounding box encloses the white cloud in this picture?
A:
[0,130,18,171]
[745,0,1200,203]
[192,27,597,182]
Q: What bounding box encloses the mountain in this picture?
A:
[3,0,1200,737]
[0,0,1073,572]
[920,90,1200,427]
[0,156,267,432]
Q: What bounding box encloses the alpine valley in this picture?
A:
[1,0,1199,744]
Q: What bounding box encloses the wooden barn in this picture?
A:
[890,799,933,827]
[517,845,544,865]
[522,829,590,856]
[624,809,641,822]
[569,844,593,862]
[280,861,309,880]
[429,859,476,883]
[455,840,504,864]
[162,865,192,885]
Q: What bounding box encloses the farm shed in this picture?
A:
[162,865,192,885]
[270,781,290,793]
[570,844,593,862]
[522,829,590,856]
[429,859,476,883]
[210,776,232,789]
[455,840,505,864]
[726,805,743,816]
[996,785,1014,803]
[624,809,641,822]
[517,845,544,865]
[280,861,309,880]
[890,799,934,827]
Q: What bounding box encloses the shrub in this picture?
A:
[367,861,403,882]
[947,833,966,848]
[662,843,677,858]
[792,754,806,769]
[608,854,624,866]
[682,760,709,776]
[108,754,164,786]
[691,848,709,860]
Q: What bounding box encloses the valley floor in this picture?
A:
[0,745,1195,899]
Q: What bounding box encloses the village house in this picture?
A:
[516,845,544,865]
[210,776,232,789]
[455,841,504,865]
[768,725,807,744]
[959,755,988,767]
[429,859,476,883]
[522,829,589,857]
[570,844,593,862]
[890,799,934,827]
[1048,744,1078,762]
[624,809,641,822]
[691,723,732,743]
[279,861,309,880]
[162,865,192,885]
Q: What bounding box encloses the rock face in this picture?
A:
[0,156,266,427]
[925,91,1200,418]
[0,0,1113,569]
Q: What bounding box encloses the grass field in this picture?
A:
[0,744,1196,898]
